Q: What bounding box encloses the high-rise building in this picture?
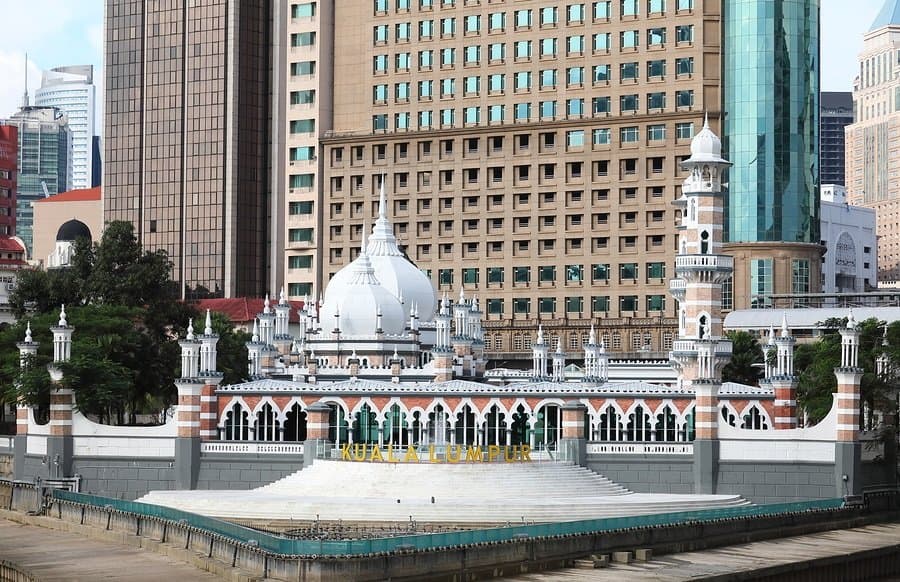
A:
[102,1,275,299]
[819,92,852,187]
[317,0,722,358]
[2,106,71,254]
[845,0,900,283]
[276,1,334,299]
[722,0,822,310]
[34,65,96,190]
[0,126,17,237]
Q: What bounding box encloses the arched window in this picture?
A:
[510,404,529,445]
[534,404,561,449]
[655,406,677,442]
[681,408,696,441]
[428,404,451,445]
[283,403,307,441]
[454,405,477,445]
[411,410,424,445]
[223,402,249,441]
[353,404,379,444]
[327,403,349,445]
[384,404,408,445]
[597,406,621,441]
[741,405,769,430]
[626,405,651,441]
[255,402,280,441]
[721,406,737,427]
[484,405,508,446]
[700,230,710,254]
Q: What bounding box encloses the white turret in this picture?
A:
[51,304,74,363]
[532,325,548,379]
[198,309,220,376]
[178,318,200,379]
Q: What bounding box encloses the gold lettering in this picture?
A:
[447,444,461,463]
[386,443,398,463]
[340,443,351,461]
[465,446,483,462]
[370,445,384,462]
[352,444,367,461]
[520,444,531,461]
[404,446,419,463]
[504,446,516,462]
[487,445,501,462]
[429,444,441,463]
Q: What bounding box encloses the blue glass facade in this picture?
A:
[723,0,820,244]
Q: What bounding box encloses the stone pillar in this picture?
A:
[834,316,863,498]
[771,377,798,429]
[433,351,453,382]
[692,380,720,494]
[174,380,203,490]
[199,383,218,441]
[304,402,331,467]
[14,325,38,480]
[559,400,587,466]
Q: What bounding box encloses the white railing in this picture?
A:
[587,442,693,455]
[675,255,733,270]
[201,442,304,455]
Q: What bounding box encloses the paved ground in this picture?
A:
[0,518,219,581]
[507,522,900,581]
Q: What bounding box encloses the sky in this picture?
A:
[0,1,890,123]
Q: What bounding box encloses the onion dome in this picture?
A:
[319,227,406,337]
[686,113,727,164]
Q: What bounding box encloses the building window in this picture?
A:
[292,2,316,18]
[675,24,694,43]
[647,262,666,279]
[290,61,316,76]
[621,0,639,16]
[539,265,556,282]
[620,126,639,143]
[439,268,453,286]
[486,298,503,315]
[566,296,583,313]
[620,295,638,311]
[592,96,611,115]
[463,267,479,285]
[676,57,694,75]
[487,267,504,284]
[620,61,639,81]
[568,3,585,23]
[289,201,314,215]
[648,27,666,46]
[289,146,316,161]
[675,122,694,139]
[288,255,313,269]
[792,259,810,294]
[513,298,531,314]
[288,228,314,242]
[539,297,556,314]
[750,258,773,308]
[647,295,666,311]
[592,263,610,281]
[621,30,639,48]
[593,32,610,51]
[676,90,694,108]
[566,130,585,148]
[289,174,314,189]
[620,263,638,280]
[489,12,506,31]
[620,94,639,113]
[592,295,610,312]
[593,128,611,145]
[594,1,611,19]
[647,124,666,141]
[290,119,315,133]
[722,276,733,311]
[291,32,316,46]
[647,92,665,110]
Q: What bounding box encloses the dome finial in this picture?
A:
[279,285,287,305]
[58,304,67,327]
[537,324,544,345]
[556,337,563,354]
[204,309,213,335]
[251,318,259,342]
[186,318,195,340]
[780,312,789,338]
[264,293,271,314]
[24,322,32,343]
[768,323,775,345]
[588,324,596,345]
[703,110,710,130]
[847,307,857,330]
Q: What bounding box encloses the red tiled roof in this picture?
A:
[35,186,101,203]
[0,237,25,252]
[195,297,306,324]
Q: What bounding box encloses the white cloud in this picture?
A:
[0,51,43,119]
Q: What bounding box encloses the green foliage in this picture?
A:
[1,221,249,424]
[795,317,900,425]
[722,331,763,386]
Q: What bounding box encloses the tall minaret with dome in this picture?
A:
[668,115,733,494]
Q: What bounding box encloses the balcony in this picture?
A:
[675,254,733,272]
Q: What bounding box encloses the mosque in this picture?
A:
[13,120,870,523]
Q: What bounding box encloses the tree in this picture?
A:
[1,221,249,425]
[721,331,763,386]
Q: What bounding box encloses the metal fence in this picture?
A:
[51,489,845,557]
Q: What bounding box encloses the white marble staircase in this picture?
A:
[138,461,749,524]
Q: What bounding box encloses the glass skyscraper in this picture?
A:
[724,0,820,244]
[723,0,822,309]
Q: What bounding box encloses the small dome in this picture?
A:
[687,114,725,163]
[56,219,91,242]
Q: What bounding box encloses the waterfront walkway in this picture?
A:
[0,515,220,581]
[508,522,900,581]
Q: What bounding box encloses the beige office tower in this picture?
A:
[319,0,721,358]
[277,2,334,299]
[846,2,900,283]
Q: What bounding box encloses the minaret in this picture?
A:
[246,319,265,378]
[597,341,609,383]
[14,323,39,475]
[582,325,598,381]
[532,325,549,380]
[835,308,863,496]
[178,318,200,380]
[770,314,798,429]
[48,305,74,478]
[668,115,733,494]
[273,286,293,356]
[432,294,454,382]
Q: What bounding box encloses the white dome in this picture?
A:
[688,114,726,163]
[367,184,437,322]
[320,234,406,337]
